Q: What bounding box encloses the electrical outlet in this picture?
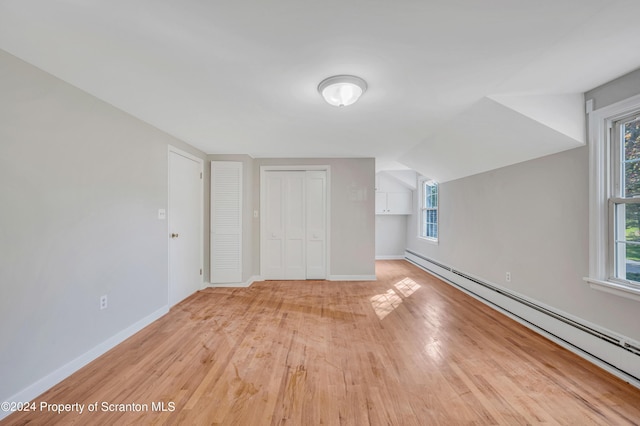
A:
[506,272,511,282]
[100,295,108,310]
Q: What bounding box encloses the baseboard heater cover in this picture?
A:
[404,249,640,387]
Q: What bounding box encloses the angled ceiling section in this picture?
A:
[377,170,418,191]
[488,93,585,144]
[398,97,585,183]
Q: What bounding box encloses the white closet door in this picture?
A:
[306,171,326,279]
[284,172,306,279]
[211,161,242,283]
[262,169,327,280]
[263,172,285,279]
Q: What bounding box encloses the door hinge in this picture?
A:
[200,268,203,275]
[200,172,203,179]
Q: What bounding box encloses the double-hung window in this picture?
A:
[586,94,640,300]
[420,179,438,241]
[611,113,640,284]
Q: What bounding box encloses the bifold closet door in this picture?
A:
[262,170,326,280]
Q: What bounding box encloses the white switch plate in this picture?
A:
[253,210,259,218]
[158,209,166,220]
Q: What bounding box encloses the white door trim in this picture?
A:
[260,165,331,279]
[168,145,204,305]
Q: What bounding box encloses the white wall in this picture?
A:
[586,68,640,111]
[0,50,207,402]
[375,216,407,259]
[253,158,375,278]
[405,68,640,343]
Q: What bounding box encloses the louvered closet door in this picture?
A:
[211,161,242,283]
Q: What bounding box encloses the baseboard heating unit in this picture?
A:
[405,249,640,389]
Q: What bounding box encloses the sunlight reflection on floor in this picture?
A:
[370,277,421,320]
[394,277,421,298]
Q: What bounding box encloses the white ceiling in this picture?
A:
[1,0,640,181]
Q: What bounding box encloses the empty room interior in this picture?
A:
[2,1,640,424]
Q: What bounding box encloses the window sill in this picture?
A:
[583,277,640,302]
[418,236,439,245]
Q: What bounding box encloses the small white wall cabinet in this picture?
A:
[375,191,412,215]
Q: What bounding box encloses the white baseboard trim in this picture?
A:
[0,306,169,421]
[327,274,377,281]
[405,250,640,390]
[209,275,263,288]
[375,255,405,260]
[210,275,378,284]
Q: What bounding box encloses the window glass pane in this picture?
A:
[424,209,437,238]
[623,117,640,197]
[614,202,640,283]
[423,185,428,208]
[615,242,640,283]
[624,203,640,243]
[424,183,438,208]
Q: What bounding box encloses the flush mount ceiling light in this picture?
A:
[318,75,367,107]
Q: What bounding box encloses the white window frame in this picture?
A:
[419,178,439,243]
[585,95,640,302]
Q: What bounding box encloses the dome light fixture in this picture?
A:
[318,75,367,107]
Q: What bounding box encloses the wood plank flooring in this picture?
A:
[3,260,640,425]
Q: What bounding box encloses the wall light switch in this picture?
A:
[158,209,166,220]
[253,210,259,218]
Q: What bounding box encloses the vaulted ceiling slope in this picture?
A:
[1,0,639,182]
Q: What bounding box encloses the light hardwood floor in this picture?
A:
[4,260,640,425]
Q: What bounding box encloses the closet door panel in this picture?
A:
[284,172,306,280]
[211,161,242,283]
[263,172,285,279]
[306,171,326,279]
